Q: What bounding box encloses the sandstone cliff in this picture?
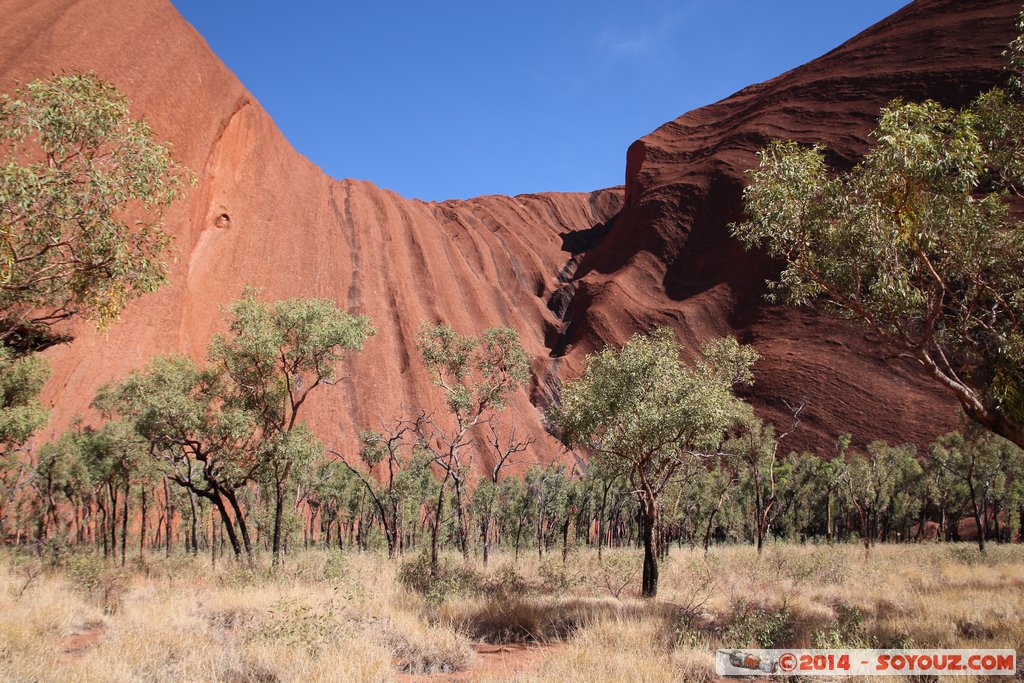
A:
[0,0,1018,462]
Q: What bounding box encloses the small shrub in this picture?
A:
[956,618,993,640]
[38,538,71,569]
[538,556,578,594]
[248,598,344,654]
[397,553,479,606]
[812,604,866,648]
[65,553,129,614]
[379,617,474,674]
[595,552,640,600]
[323,550,347,581]
[217,563,274,589]
[479,562,534,602]
[723,600,794,648]
[946,545,990,566]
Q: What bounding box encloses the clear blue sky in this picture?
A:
[169,1,910,202]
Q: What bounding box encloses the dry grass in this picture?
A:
[0,543,1020,682]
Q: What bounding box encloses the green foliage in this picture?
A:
[248,598,345,655]
[478,563,534,602]
[0,72,192,347]
[549,327,756,597]
[724,601,795,648]
[593,551,641,600]
[96,354,256,486]
[537,555,579,594]
[845,441,922,546]
[416,322,529,419]
[550,328,756,468]
[65,552,130,613]
[99,289,372,560]
[397,552,480,606]
[813,604,866,648]
[0,347,49,452]
[732,44,1024,445]
[211,288,374,428]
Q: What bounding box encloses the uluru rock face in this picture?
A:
[0,0,1018,461]
[0,0,623,466]
[554,0,1023,452]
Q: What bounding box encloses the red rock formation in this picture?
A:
[557,0,1023,453]
[0,0,622,469]
[0,0,1018,463]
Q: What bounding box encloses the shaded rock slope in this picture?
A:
[0,0,1018,462]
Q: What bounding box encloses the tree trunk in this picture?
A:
[561,515,570,563]
[597,482,609,560]
[120,481,129,567]
[513,512,524,561]
[272,482,285,567]
[209,494,242,559]
[188,488,198,555]
[223,488,253,562]
[640,497,659,598]
[108,483,118,557]
[826,488,834,542]
[430,474,448,574]
[453,478,469,561]
[99,497,109,558]
[139,486,147,562]
[967,478,986,553]
[481,514,491,567]
[164,479,173,557]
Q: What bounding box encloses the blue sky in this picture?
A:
[169,1,910,202]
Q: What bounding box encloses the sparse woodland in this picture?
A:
[2,12,1024,683]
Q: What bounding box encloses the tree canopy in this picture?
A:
[731,21,1024,448]
[549,327,757,597]
[1,72,192,352]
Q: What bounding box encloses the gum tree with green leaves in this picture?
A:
[95,355,260,561]
[844,441,922,555]
[549,328,758,598]
[413,323,530,572]
[200,289,373,565]
[0,348,49,535]
[929,429,1020,552]
[732,17,1024,448]
[0,72,191,352]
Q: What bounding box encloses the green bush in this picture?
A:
[65,553,129,613]
[538,556,579,594]
[248,598,345,655]
[723,601,794,648]
[397,553,479,606]
[479,563,534,602]
[812,604,866,648]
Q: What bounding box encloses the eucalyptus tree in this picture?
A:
[727,408,803,554]
[337,423,438,557]
[210,289,373,565]
[549,328,758,598]
[0,348,48,535]
[412,323,529,571]
[0,72,190,541]
[732,17,1024,448]
[476,420,532,565]
[689,459,738,554]
[845,442,921,555]
[95,355,259,561]
[0,72,191,352]
[32,427,88,542]
[929,430,1019,551]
